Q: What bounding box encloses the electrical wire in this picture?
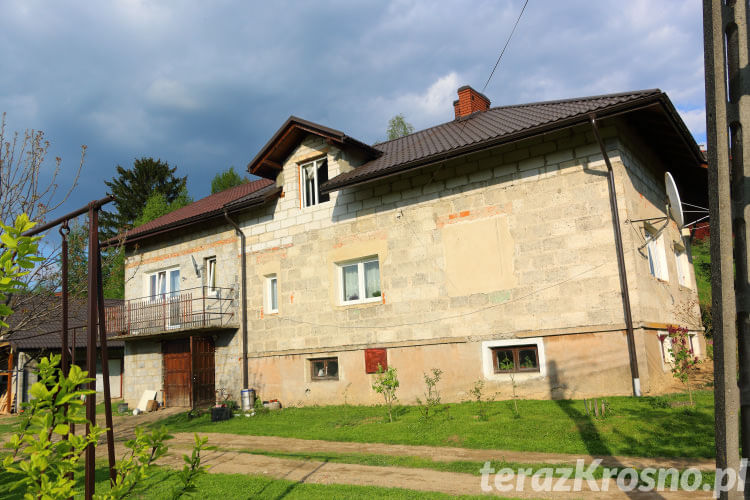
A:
[482,0,530,94]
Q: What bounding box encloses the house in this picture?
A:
[3,296,124,412]
[108,86,707,408]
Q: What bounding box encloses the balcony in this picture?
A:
[105,286,237,337]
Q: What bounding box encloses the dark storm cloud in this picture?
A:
[0,0,705,216]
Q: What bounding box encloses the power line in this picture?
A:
[482,0,530,94]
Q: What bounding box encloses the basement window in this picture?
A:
[300,157,330,207]
[491,345,540,373]
[338,257,381,305]
[310,357,338,380]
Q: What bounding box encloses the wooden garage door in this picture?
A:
[192,336,215,407]
[163,338,191,407]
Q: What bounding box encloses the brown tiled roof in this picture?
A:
[321,89,701,192]
[5,296,124,350]
[122,178,277,243]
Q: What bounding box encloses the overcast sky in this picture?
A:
[0,0,705,219]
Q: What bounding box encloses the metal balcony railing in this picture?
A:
[105,286,237,336]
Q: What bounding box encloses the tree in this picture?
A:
[386,114,414,140]
[1,354,208,499]
[667,325,702,406]
[211,166,249,194]
[0,214,42,328]
[371,365,399,423]
[100,157,187,238]
[0,113,85,339]
[133,187,193,227]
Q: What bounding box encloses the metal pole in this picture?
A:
[21,195,113,238]
[703,1,743,498]
[59,223,70,378]
[84,204,98,500]
[96,241,116,482]
[589,115,641,397]
[58,222,74,467]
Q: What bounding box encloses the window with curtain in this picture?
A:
[338,257,381,305]
[147,268,179,300]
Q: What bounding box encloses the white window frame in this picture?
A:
[265,274,278,314]
[673,241,691,288]
[146,267,180,301]
[337,257,381,305]
[482,338,546,381]
[645,227,669,282]
[205,257,217,294]
[300,157,329,208]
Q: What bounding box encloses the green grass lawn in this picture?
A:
[692,237,711,306]
[0,465,499,500]
[0,417,18,435]
[155,391,715,459]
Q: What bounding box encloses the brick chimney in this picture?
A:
[453,85,491,119]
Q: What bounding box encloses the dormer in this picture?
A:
[246,116,381,181]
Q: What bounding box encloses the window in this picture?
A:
[646,229,669,281]
[206,257,217,293]
[674,242,691,287]
[266,275,278,314]
[148,268,180,300]
[338,257,381,304]
[300,157,330,207]
[310,357,338,380]
[491,345,540,373]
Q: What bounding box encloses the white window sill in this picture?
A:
[340,297,381,307]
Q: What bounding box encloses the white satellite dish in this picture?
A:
[664,172,684,228]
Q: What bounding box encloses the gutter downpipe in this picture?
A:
[224,210,249,389]
[589,114,641,397]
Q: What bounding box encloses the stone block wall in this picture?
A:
[121,118,704,405]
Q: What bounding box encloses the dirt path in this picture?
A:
[165,432,715,472]
[127,440,709,499]
[88,438,711,500]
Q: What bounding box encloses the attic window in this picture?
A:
[300,158,330,207]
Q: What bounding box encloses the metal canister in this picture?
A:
[241,388,256,410]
